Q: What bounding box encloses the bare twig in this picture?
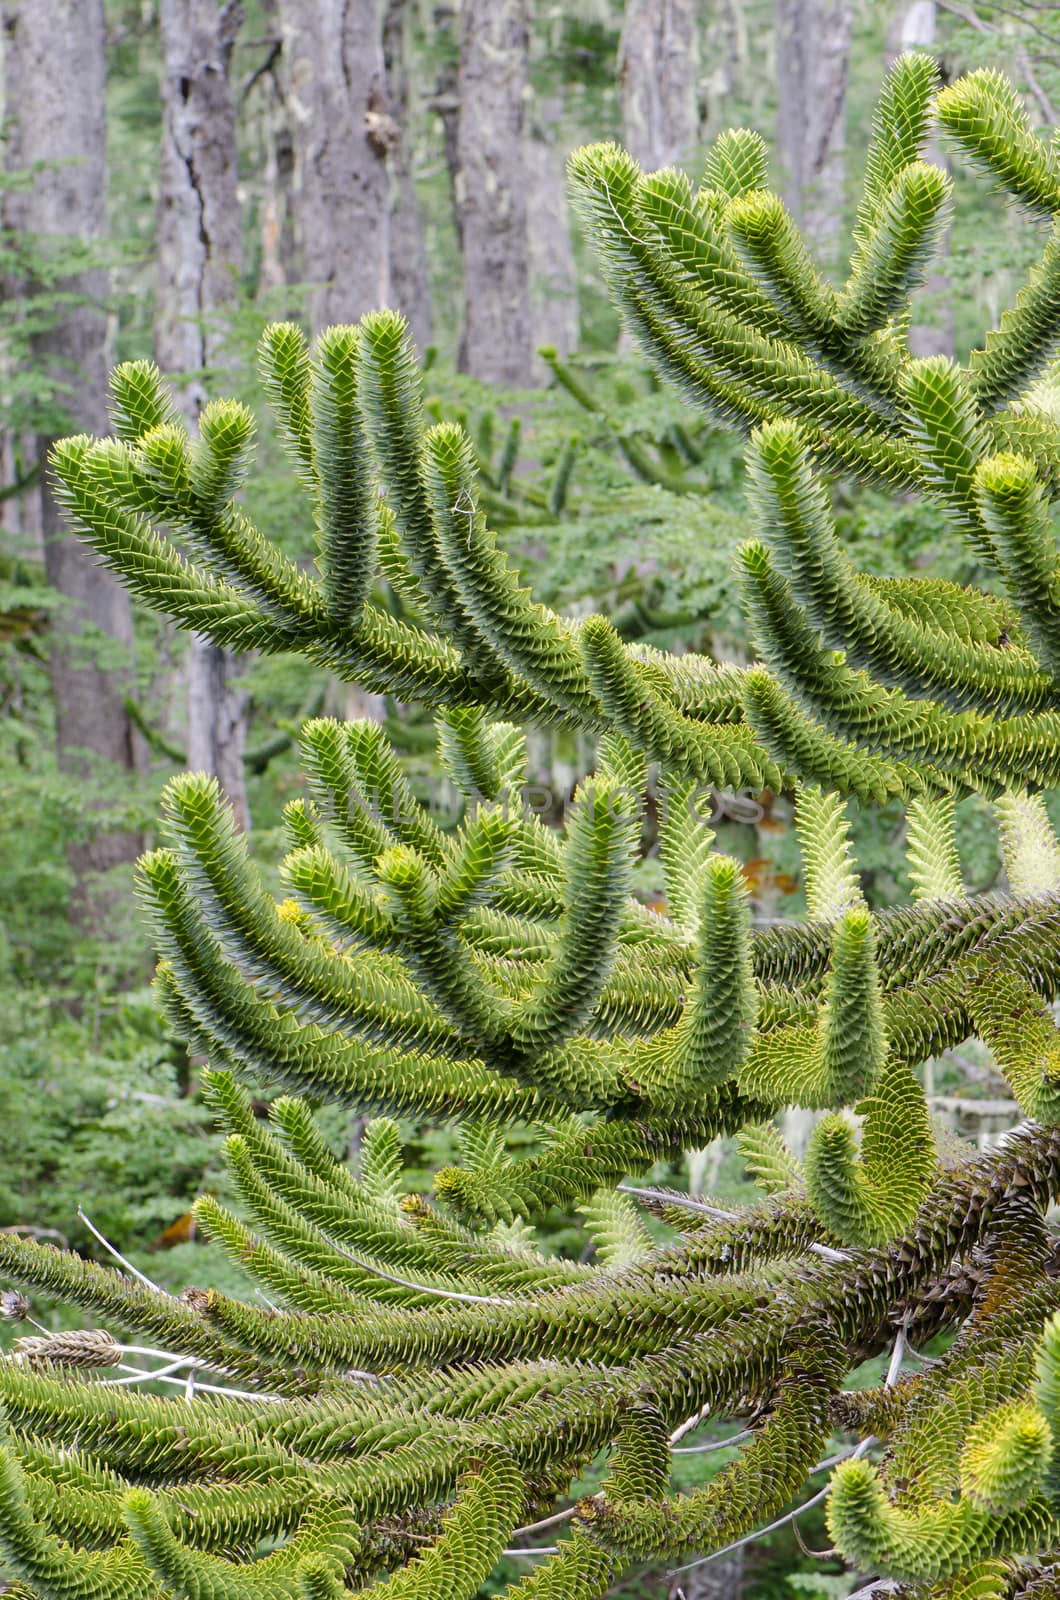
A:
[1019,47,1058,125]
[119,1343,193,1361]
[619,1185,852,1263]
[331,1240,517,1307]
[935,0,990,30]
[509,1506,578,1539]
[620,1185,739,1223]
[239,35,281,102]
[667,1435,877,1577]
[102,1357,194,1388]
[673,1428,753,1455]
[885,1326,907,1390]
[2,1224,70,1249]
[77,1209,163,1294]
[808,1242,854,1263]
[667,1475,831,1574]
[669,1401,712,1444]
[976,1,1060,52]
[104,1366,281,1402]
[902,1342,940,1368]
[667,1328,903,1580]
[935,0,1060,50]
[512,1335,901,1567]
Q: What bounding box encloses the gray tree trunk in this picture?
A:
[774,0,854,268]
[888,0,954,358]
[0,429,43,559]
[157,0,250,834]
[278,0,392,329]
[430,4,461,249]
[259,103,297,300]
[618,0,699,172]
[2,0,142,926]
[700,0,748,143]
[256,0,297,300]
[456,0,534,388]
[527,92,579,371]
[383,0,432,353]
[669,1551,745,1599]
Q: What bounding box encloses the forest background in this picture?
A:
[1,2,1059,1594]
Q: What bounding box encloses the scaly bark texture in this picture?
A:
[157,0,250,833]
[617,0,699,171]
[2,0,141,924]
[456,0,533,387]
[383,0,432,353]
[774,0,854,267]
[278,0,392,329]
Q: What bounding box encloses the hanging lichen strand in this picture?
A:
[5,53,1060,1600]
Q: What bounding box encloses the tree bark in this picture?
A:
[617,0,699,172]
[383,0,432,353]
[669,1552,745,1599]
[2,0,142,925]
[278,0,392,329]
[430,4,462,252]
[456,0,534,387]
[888,0,954,358]
[774,0,854,267]
[700,0,747,144]
[259,100,297,300]
[527,92,579,370]
[255,0,297,300]
[157,0,250,833]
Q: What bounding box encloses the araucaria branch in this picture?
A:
[3,54,1060,1600]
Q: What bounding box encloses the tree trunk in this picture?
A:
[157,0,250,833]
[255,0,297,300]
[669,1552,745,1599]
[774,0,853,267]
[259,102,297,300]
[430,4,462,251]
[383,0,432,353]
[186,641,250,825]
[278,0,392,329]
[0,429,43,559]
[456,0,533,388]
[2,0,142,927]
[527,91,579,370]
[888,0,954,358]
[700,0,744,144]
[617,0,699,172]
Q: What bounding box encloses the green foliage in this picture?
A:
[11,53,1060,1600]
